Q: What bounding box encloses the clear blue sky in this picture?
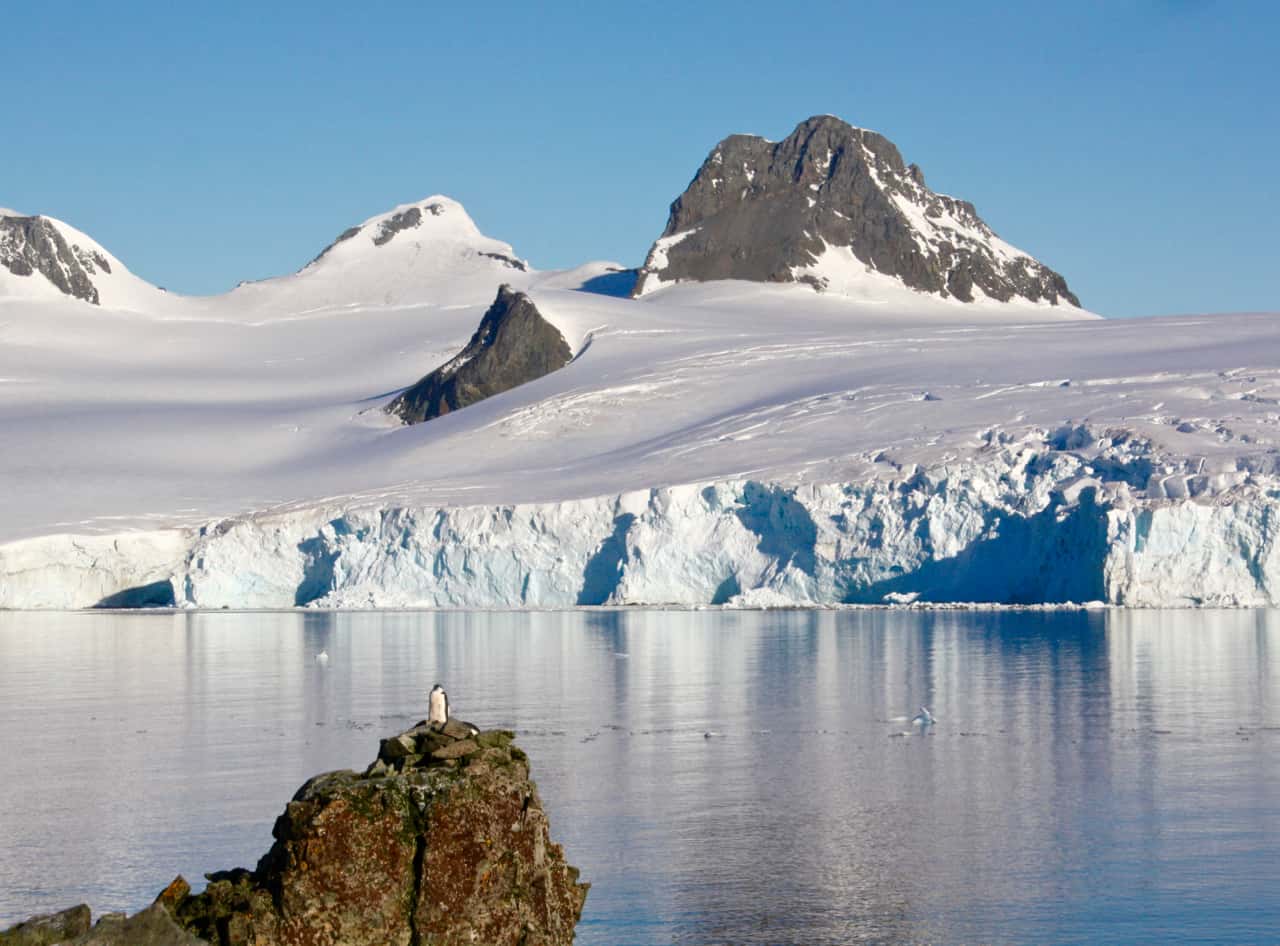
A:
[4,1,1275,317]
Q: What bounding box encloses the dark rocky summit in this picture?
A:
[633,114,1079,306]
[0,214,111,305]
[388,285,572,425]
[1,723,587,946]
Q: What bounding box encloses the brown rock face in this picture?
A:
[1,726,586,946]
[168,725,587,946]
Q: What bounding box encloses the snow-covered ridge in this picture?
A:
[302,196,527,274]
[859,142,1063,296]
[0,195,533,314]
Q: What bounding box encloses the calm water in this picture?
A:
[1,609,1278,944]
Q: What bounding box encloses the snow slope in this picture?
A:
[0,200,1277,608]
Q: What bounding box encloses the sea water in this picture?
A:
[1,609,1277,944]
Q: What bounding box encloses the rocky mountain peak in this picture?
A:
[0,213,115,305]
[634,114,1079,306]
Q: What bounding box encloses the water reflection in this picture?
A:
[0,609,1277,944]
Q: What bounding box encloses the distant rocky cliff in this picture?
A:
[0,723,587,946]
[634,114,1079,305]
[388,285,572,425]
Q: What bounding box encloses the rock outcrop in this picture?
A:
[633,114,1079,306]
[388,285,572,425]
[0,904,91,945]
[1,724,587,946]
[0,214,111,305]
[63,905,205,946]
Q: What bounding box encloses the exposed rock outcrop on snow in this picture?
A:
[0,725,587,946]
[634,115,1078,305]
[0,213,114,305]
[305,197,528,275]
[388,285,572,424]
[3,427,1277,609]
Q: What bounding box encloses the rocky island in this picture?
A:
[0,722,587,946]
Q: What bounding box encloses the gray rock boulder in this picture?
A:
[0,902,199,946]
[633,114,1079,306]
[65,905,204,946]
[0,904,91,945]
[0,215,111,305]
[387,285,572,425]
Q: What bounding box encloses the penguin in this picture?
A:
[428,683,450,728]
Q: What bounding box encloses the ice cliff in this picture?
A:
[3,428,1276,610]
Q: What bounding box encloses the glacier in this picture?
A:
[1,199,1277,610]
[4,431,1277,610]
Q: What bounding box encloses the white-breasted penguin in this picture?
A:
[428,683,450,727]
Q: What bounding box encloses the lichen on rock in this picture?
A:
[1,726,587,946]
